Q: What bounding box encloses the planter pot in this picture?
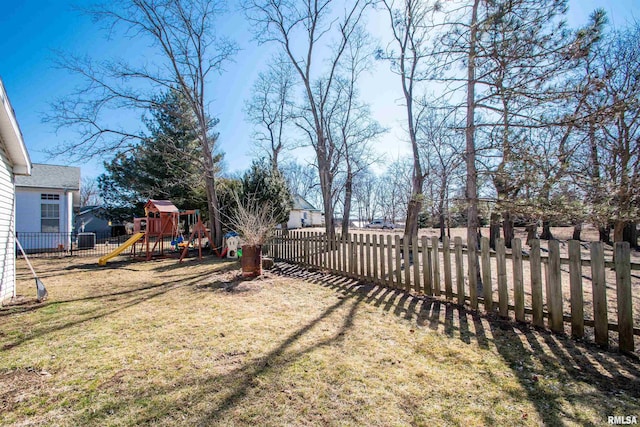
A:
[241,244,262,277]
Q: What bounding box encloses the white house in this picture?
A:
[287,194,325,229]
[15,163,80,251]
[0,78,31,304]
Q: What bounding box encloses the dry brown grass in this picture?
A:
[1,255,639,426]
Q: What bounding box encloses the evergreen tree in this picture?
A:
[98,90,212,222]
[241,159,293,225]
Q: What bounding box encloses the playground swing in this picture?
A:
[98,199,218,266]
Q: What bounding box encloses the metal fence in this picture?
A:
[15,232,133,258]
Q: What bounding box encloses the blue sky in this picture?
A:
[0,0,637,180]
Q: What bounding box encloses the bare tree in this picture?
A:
[45,0,237,248]
[80,176,102,207]
[378,0,441,239]
[325,27,385,235]
[245,56,297,170]
[244,0,373,243]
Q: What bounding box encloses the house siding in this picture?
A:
[0,143,16,303]
[16,188,72,250]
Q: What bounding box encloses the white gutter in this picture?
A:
[0,78,31,176]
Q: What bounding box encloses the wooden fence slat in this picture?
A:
[403,236,411,291]
[422,236,432,295]
[496,238,508,317]
[455,237,464,304]
[372,234,379,283]
[387,235,393,287]
[590,242,608,347]
[303,232,309,267]
[332,233,338,273]
[412,235,420,293]
[431,236,440,296]
[365,234,372,279]
[342,233,347,274]
[569,240,584,338]
[480,237,492,312]
[347,233,352,276]
[547,240,564,333]
[530,239,544,328]
[443,236,453,300]
[379,234,385,285]
[468,238,478,310]
[394,235,402,288]
[615,242,634,352]
[359,233,365,278]
[513,238,525,322]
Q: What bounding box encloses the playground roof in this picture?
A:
[145,199,179,214]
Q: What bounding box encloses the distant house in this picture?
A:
[15,163,80,251]
[75,205,126,237]
[0,79,31,303]
[287,194,325,229]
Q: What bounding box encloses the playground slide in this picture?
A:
[98,232,145,266]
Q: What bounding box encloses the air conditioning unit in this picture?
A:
[77,232,96,249]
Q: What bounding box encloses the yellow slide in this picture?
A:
[98,232,145,266]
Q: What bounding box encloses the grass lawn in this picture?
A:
[1,255,638,426]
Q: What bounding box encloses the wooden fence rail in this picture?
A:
[267,230,639,353]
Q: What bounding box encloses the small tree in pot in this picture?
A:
[231,160,292,277]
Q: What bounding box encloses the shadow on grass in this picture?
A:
[71,270,370,426]
[271,262,640,427]
[0,270,209,350]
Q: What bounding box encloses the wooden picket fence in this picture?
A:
[267,230,639,353]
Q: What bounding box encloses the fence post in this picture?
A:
[615,242,634,353]
[547,240,564,333]
[496,238,508,318]
[454,237,464,304]
[568,240,584,339]
[443,236,453,300]
[480,237,492,312]
[590,242,608,347]
[513,238,525,322]
[530,239,544,328]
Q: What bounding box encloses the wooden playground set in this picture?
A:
[98,199,215,266]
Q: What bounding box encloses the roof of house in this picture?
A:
[0,78,31,176]
[15,163,80,190]
[292,194,320,211]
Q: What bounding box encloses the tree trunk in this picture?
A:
[438,212,446,241]
[489,212,500,249]
[465,0,481,293]
[613,219,625,243]
[572,223,582,241]
[317,150,336,247]
[341,169,353,236]
[503,210,514,248]
[525,223,538,246]
[599,225,611,245]
[623,221,638,248]
[540,220,553,240]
